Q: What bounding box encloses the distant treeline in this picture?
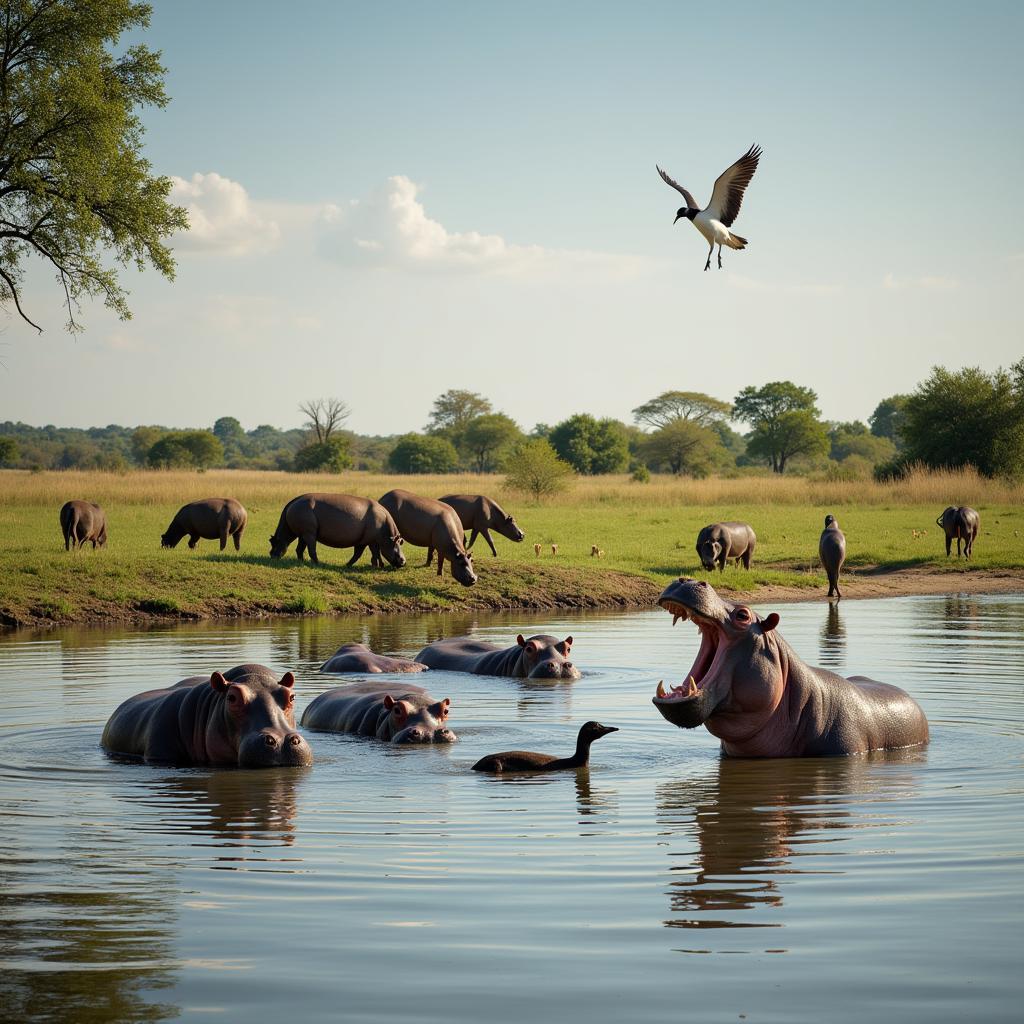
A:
[2,360,1021,479]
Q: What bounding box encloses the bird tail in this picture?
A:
[725,233,748,250]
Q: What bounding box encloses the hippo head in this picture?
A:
[160,529,181,549]
[377,525,406,568]
[380,693,457,744]
[212,665,314,767]
[450,550,477,587]
[268,531,290,559]
[652,578,783,735]
[696,537,722,572]
[506,515,525,542]
[517,634,580,679]
[824,514,837,529]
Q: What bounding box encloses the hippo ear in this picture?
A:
[517,634,526,647]
[564,636,573,649]
[383,694,396,709]
[279,671,295,689]
[762,613,780,633]
[210,672,229,692]
[392,700,410,720]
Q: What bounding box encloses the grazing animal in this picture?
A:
[534,543,542,557]
[652,578,928,757]
[379,489,476,586]
[60,500,107,551]
[472,721,618,773]
[551,544,558,556]
[437,494,524,557]
[695,522,756,572]
[161,498,247,552]
[936,506,980,559]
[591,545,604,558]
[657,145,761,271]
[819,514,847,599]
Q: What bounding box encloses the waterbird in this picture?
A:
[657,144,762,271]
[471,721,618,773]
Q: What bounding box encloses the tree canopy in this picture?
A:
[632,390,732,430]
[0,0,187,332]
[548,414,629,474]
[869,394,908,445]
[388,433,459,474]
[462,412,522,473]
[503,439,574,502]
[639,419,723,476]
[733,382,828,474]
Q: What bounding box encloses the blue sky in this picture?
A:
[2,0,1021,433]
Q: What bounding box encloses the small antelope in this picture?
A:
[551,544,558,556]
[534,543,542,557]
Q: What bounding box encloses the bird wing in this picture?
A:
[656,165,699,209]
[705,145,761,226]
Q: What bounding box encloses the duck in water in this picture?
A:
[472,721,618,773]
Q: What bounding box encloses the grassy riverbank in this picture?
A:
[2,467,1022,628]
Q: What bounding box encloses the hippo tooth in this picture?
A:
[656,680,667,698]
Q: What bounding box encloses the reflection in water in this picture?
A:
[819,602,846,667]
[656,752,924,943]
[574,769,619,823]
[943,593,983,631]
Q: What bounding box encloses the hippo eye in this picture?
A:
[734,607,751,623]
[227,691,238,703]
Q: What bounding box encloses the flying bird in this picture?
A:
[657,145,762,271]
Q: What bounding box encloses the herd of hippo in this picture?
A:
[100,576,931,770]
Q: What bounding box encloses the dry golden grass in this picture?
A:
[2,464,1020,510]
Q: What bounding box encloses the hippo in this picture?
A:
[415,633,580,679]
[437,493,525,557]
[818,514,847,599]
[320,643,428,674]
[651,578,929,757]
[472,721,618,772]
[695,521,755,572]
[269,493,405,567]
[301,681,456,743]
[936,505,980,558]
[101,663,313,767]
[60,500,107,551]
[161,497,247,551]
[379,489,476,586]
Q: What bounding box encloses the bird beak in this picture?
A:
[673,214,681,224]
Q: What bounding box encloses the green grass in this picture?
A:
[2,469,1022,628]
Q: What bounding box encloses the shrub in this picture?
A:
[504,439,575,502]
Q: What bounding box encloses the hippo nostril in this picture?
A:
[263,734,278,747]
[287,734,303,746]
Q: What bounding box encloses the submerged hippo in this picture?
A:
[60,500,107,551]
[320,643,427,674]
[379,489,476,586]
[101,663,313,767]
[269,493,405,567]
[161,497,247,551]
[696,522,755,572]
[819,514,847,599]
[652,578,928,757]
[301,681,456,743]
[438,494,525,557]
[415,634,580,679]
[936,506,980,559]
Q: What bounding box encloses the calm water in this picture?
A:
[1,594,1022,1023]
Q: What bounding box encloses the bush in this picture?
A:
[293,437,352,473]
[504,439,575,502]
[630,462,651,483]
[147,431,224,469]
[388,433,459,474]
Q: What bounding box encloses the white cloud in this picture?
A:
[317,175,643,277]
[170,172,280,255]
[882,273,958,291]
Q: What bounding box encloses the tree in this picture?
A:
[632,390,732,430]
[0,1,188,332]
[293,436,351,473]
[900,362,1024,477]
[733,381,829,473]
[829,421,896,465]
[387,433,459,474]
[504,439,575,502]
[425,389,492,456]
[869,394,909,445]
[299,398,349,443]
[146,430,223,469]
[0,436,18,464]
[130,424,165,464]
[639,419,724,476]
[462,413,522,473]
[213,416,246,455]
[548,414,629,474]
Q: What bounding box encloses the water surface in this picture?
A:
[1,594,1022,1023]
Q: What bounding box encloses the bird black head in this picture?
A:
[674,207,694,224]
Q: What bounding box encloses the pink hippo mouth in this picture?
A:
[652,598,725,728]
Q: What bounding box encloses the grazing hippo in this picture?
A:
[319,643,427,674]
[379,489,477,586]
[415,633,580,679]
[301,681,456,743]
[651,578,929,757]
[269,493,405,567]
[695,522,755,572]
[60,500,107,551]
[437,494,525,557]
[101,663,313,767]
[936,506,980,558]
[472,721,618,772]
[818,514,847,599]
[161,497,247,551]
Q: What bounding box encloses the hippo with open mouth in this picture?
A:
[652,578,929,757]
